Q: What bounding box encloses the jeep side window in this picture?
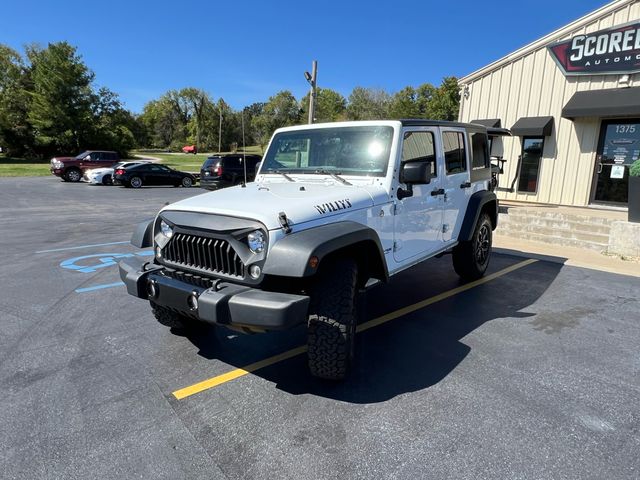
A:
[401,131,436,178]
[443,131,467,175]
[470,132,489,169]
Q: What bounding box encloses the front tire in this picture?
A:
[65,168,81,182]
[129,176,142,188]
[181,176,193,188]
[150,301,187,329]
[452,212,492,281]
[307,258,358,380]
[102,174,112,186]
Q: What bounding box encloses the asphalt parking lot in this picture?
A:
[1,177,639,480]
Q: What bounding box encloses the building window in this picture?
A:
[443,131,467,174]
[517,137,544,193]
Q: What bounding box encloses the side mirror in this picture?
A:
[400,161,432,184]
[255,161,262,175]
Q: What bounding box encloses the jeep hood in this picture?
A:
[162,181,385,230]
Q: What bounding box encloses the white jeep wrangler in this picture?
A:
[119,120,498,380]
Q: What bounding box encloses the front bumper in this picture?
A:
[118,257,309,331]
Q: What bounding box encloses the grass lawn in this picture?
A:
[0,156,51,177]
[134,147,263,171]
[0,146,265,177]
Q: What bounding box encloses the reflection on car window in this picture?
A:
[262,126,393,177]
[402,131,437,178]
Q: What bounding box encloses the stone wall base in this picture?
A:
[607,221,640,258]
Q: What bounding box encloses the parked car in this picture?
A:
[182,145,197,154]
[50,151,120,182]
[200,154,262,190]
[114,163,196,188]
[84,161,150,185]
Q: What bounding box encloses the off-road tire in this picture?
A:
[65,168,81,182]
[452,212,492,281]
[307,258,358,380]
[150,301,187,329]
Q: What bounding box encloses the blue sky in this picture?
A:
[2,0,608,113]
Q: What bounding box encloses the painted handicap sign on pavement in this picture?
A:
[60,250,153,273]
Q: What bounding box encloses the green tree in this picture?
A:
[300,87,347,123]
[346,87,390,120]
[251,91,300,148]
[26,42,95,155]
[180,87,213,149]
[388,86,420,119]
[0,44,34,156]
[90,87,137,155]
[425,77,460,120]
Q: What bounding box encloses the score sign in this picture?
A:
[548,21,640,75]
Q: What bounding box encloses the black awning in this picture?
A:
[471,118,501,128]
[511,116,554,136]
[562,87,640,119]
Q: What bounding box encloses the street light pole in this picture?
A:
[218,107,222,153]
[305,60,318,124]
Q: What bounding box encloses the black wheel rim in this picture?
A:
[475,224,490,265]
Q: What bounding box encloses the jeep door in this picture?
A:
[393,128,444,263]
[439,128,471,242]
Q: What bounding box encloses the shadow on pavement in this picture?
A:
[178,253,565,403]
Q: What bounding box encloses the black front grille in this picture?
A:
[163,233,245,278]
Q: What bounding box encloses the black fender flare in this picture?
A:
[262,221,389,282]
[458,191,498,242]
[131,219,155,248]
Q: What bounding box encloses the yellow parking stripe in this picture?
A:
[172,258,538,400]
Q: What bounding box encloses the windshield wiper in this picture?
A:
[270,170,295,182]
[313,168,352,185]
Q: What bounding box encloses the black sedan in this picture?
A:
[114,163,196,188]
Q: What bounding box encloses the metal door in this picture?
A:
[393,127,444,263]
[593,119,640,205]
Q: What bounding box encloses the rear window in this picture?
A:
[203,158,219,168]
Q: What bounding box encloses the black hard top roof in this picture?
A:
[400,119,486,130]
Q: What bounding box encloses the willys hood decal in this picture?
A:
[162,181,385,230]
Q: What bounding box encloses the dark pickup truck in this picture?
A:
[50,150,121,182]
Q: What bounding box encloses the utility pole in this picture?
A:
[218,108,223,153]
[305,60,318,124]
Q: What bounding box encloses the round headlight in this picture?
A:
[160,220,173,238]
[247,230,265,254]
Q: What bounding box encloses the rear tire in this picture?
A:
[150,301,187,329]
[181,176,193,188]
[452,212,492,281]
[65,168,81,182]
[307,258,358,380]
[130,176,142,188]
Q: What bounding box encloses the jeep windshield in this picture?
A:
[261,126,393,177]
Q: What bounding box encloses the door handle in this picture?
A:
[460,182,471,188]
[430,188,445,196]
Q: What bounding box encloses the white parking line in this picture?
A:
[36,240,129,254]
